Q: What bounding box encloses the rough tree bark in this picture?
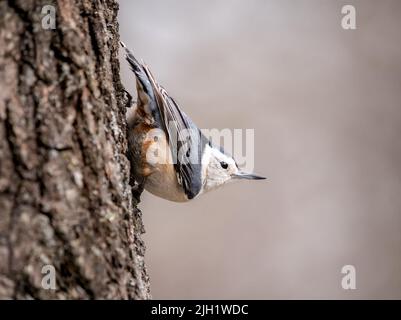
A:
[0,0,150,299]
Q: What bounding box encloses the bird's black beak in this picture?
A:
[233,172,266,180]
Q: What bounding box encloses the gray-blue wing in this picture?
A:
[153,85,207,199]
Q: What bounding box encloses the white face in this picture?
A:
[202,145,240,192]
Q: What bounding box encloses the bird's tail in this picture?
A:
[120,41,156,101]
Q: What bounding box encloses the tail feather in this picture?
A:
[120,41,164,125]
[120,41,154,99]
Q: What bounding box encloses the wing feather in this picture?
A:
[144,70,206,199]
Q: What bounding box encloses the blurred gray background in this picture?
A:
[118,0,401,299]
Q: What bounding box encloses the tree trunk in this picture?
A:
[0,0,150,299]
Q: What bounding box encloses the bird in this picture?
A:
[121,42,265,202]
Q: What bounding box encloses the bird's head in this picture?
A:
[201,143,265,193]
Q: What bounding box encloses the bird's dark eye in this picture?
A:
[220,161,228,169]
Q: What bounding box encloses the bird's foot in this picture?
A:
[123,89,136,109]
[132,178,145,204]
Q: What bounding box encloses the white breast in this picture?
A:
[143,133,189,202]
[145,164,189,202]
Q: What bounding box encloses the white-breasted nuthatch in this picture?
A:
[121,42,265,202]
